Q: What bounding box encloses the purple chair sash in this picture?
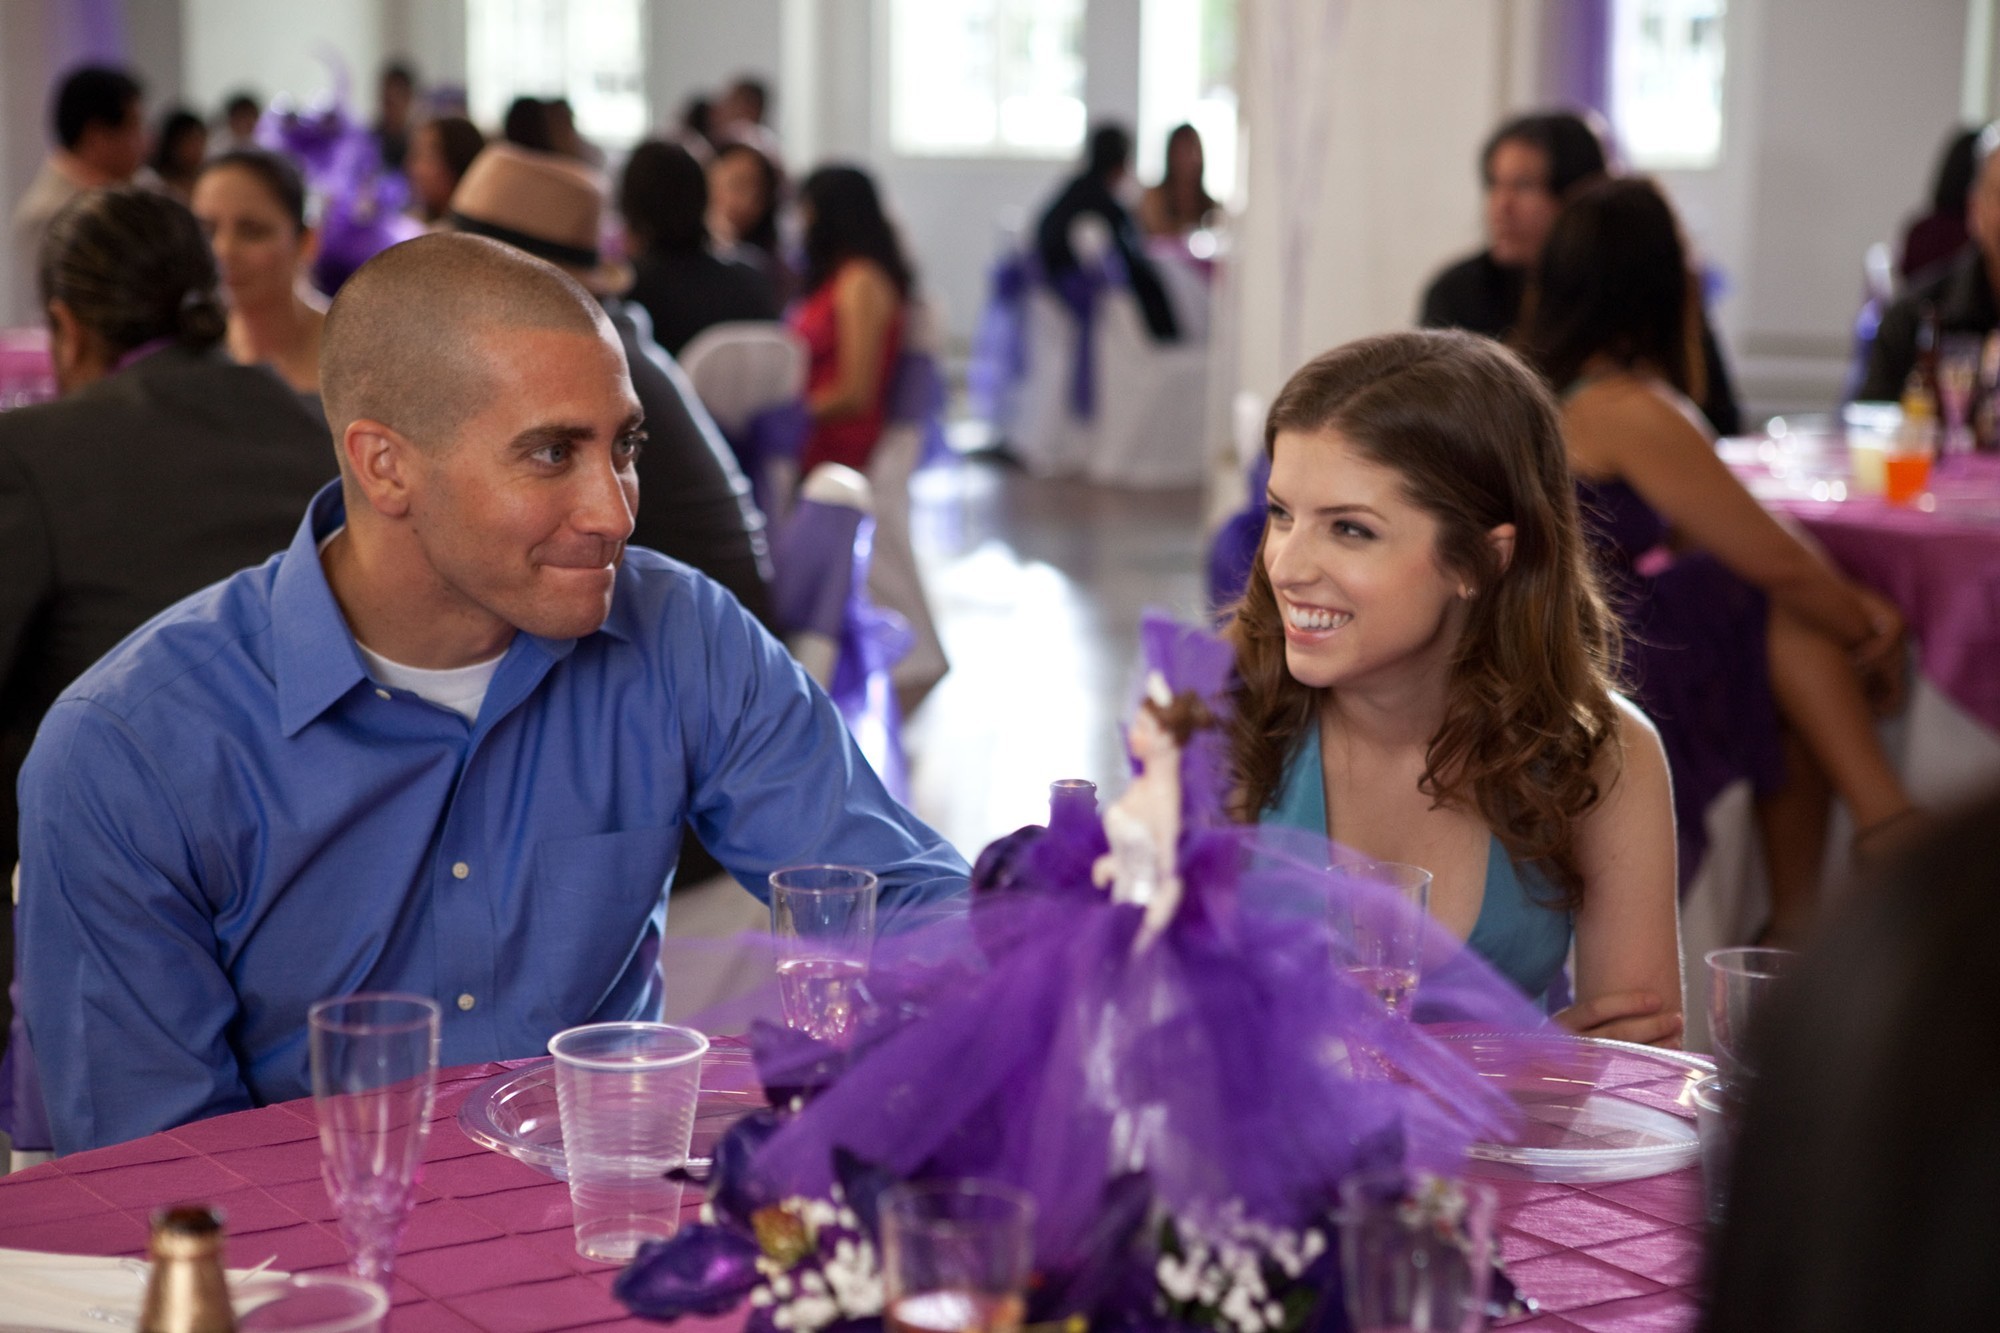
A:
[1207,455,1272,612]
[724,400,811,521]
[966,253,1033,424]
[769,500,914,802]
[1051,262,1110,420]
[885,350,950,470]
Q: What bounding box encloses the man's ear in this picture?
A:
[341,418,422,519]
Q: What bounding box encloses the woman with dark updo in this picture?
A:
[0,187,333,1042]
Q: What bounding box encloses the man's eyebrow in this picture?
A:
[508,423,595,455]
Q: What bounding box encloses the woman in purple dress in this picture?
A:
[1519,177,1918,944]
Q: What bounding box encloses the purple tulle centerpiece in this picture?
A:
[618,615,1549,1332]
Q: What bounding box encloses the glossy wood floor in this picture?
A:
[902,457,1209,857]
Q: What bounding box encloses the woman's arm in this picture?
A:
[1557,698,1685,1046]
[1565,378,1876,647]
[806,260,898,421]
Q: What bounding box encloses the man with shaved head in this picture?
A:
[16,234,967,1154]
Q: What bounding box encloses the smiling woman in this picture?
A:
[1227,330,1684,1044]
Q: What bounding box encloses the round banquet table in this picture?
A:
[0,1051,1708,1332]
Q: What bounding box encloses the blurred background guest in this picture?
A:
[147,107,209,204]
[0,187,333,1045]
[1422,109,1742,436]
[1702,784,2000,1333]
[502,94,554,153]
[793,164,946,709]
[794,165,913,476]
[1862,124,2000,400]
[544,97,604,168]
[708,139,786,291]
[675,95,717,158]
[192,149,326,402]
[405,114,486,225]
[1899,125,1980,282]
[712,74,781,161]
[1138,122,1217,239]
[1521,177,1918,943]
[8,65,146,325]
[448,143,773,625]
[1035,123,1180,342]
[373,60,417,172]
[214,88,262,153]
[620,140,779,357]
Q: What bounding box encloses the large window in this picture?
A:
[1138,0,1238,202]
[888,0,1086,159]
[1610,0,1726,170]
[467,0,648,150]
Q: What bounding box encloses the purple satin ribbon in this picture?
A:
[726,400,811,521]
[1052,262,1111,420]
[769,500,913,800]
[966,252,1034,423]
[885,351,949,470]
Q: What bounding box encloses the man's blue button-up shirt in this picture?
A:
[18,484,968,1153]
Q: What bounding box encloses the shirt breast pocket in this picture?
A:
[530,827,680,1020]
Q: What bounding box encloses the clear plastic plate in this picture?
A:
[1442,1030,1715,1184]
[455,1044,765,1179]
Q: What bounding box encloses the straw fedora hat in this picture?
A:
[446,142,633,295]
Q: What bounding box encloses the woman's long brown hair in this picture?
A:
[1226,330,1624,907]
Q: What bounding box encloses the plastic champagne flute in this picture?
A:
[308,992,442,1289]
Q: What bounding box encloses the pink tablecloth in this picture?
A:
[1728,440,2000,736]
[0,327,56,409]
[0,1060,1704,1332]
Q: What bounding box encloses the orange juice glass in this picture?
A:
[1884,451,1931,505]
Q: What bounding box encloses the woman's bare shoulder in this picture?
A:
[1564,373,1711,472]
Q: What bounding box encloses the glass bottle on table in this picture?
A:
[138,1204,236,1333]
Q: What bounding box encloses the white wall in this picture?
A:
[647,0,782,138]
[1665,0,1970,414]
[1230,0,1517,402]
[182,0,383,115]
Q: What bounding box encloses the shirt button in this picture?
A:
[457,993,476,1011]
[374,688,392,701]
[452,861,470,879]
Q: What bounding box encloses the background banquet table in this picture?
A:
[1676,435,2000,1048]
[0,1052,1708,1332]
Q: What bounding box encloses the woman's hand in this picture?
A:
[1848,584,1908,716]
[1555,989,1684,1047]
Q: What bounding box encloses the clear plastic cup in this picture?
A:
[1338,1168,1496,1333]
[769,866,879,1044]
[547,1021,709,1263]
[881,1180,1035,1333]
[1691,1073,1733,1228]
[1330,861,1434,1018]
[1704,946,1793,1087]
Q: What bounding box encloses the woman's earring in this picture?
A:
[1459,585,1477,600]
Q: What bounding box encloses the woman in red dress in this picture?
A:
[789,166,946,710]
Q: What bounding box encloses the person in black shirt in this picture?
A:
[1861,125,2000,403]
[619,140,780,357]
[1420,110,1742,436]
[1033,124,1179,343]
